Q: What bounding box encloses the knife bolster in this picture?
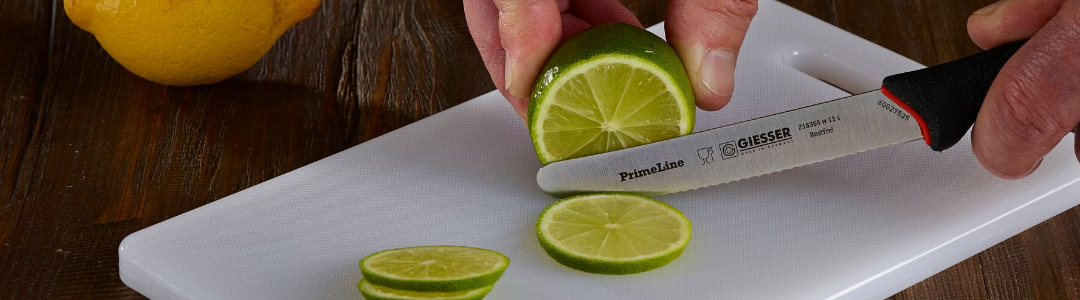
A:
[881,42,1024,152]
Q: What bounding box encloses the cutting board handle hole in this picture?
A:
[783,46,885,95]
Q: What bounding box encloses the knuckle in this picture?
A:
[695,0,759,19]
[1001,0,1064,30]
[995,7,1031,32]
[479,47,505,66]
[667,0,757,48]
[669,0,758,23]
[995,74,1071,147]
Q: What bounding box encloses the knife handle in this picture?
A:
[881,41,1025,151]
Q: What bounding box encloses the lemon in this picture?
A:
[528,23,696,164]
[359,246,509,292]
[357,279,493,300]
[64,0,321,86]
[536,193,691,275]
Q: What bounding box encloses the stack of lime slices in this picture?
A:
[528,23,696,164]
[357,246,509,300]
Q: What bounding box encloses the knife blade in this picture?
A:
[536,42,1025,197]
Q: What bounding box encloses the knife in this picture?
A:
[536,42,1024,197]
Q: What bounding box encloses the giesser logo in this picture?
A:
[721,127,792,159]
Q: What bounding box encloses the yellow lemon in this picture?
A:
[64,0,321,86]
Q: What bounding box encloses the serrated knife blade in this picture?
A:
[536,90,922,197]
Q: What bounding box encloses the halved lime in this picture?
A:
[528,23,695,164]
[356,279,493,300]
[359,246,509,292]
[536,193,691,275]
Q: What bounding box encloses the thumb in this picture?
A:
[966,0,1065,49]
[970,0,1080,179]
[666,0,758,111]
[493,0,562,100]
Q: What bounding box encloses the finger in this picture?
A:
[561,14,591,42]
[561,0,641,40]
[463,0,528,118]
[971,0,1080,179]
[666,0,758,111]
[493,0,562,101]
[570,0,643,28]
[1075,124,1080,165]
[967,0,1065,49]
[556,0,586,41]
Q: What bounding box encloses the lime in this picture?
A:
[359,246,509,292]
[528,23,695,164]
[535,193,692,275]
[356,279,493,300]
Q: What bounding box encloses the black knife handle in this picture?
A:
[882,41,1024,151]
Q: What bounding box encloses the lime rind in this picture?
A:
[359,246,510,292]
[357,279,493,300]
[535,193,692,275]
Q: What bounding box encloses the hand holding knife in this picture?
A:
[538,42,1026,197]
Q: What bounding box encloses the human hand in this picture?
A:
[665,0,758,111]
[463,0,759,118]
[463,0,642,119]
[967,0,1080,178]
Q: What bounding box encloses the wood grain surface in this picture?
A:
[2,0,1078,299]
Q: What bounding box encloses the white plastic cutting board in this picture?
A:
[119,1,1080,299]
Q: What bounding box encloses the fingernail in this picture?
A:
[701,49,736,97]
[974,0,1005,15]
[504,52,514,94]
[1028,158,1044,175]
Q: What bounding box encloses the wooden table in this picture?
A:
[2,0,1078,299]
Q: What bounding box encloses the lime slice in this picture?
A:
[359,246,509,292]
[535,193,692,275]
[356,279,493,300]
[528,23,695,164]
